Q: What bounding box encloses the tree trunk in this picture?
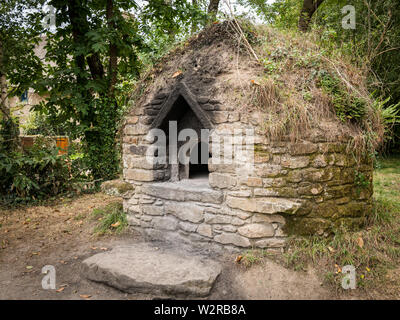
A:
[67,0,104,82]
[191,0,198,34]
[106,0,118,97]
[0,39,10,119]
[298,0,325,32]
[207,0,220,22]
[0,38,19,151]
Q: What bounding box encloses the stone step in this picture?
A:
[81,244,222,297]
[141,180,223,204]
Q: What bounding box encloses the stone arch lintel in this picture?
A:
[151,82,213,129]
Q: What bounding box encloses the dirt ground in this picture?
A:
[0,193,365,300]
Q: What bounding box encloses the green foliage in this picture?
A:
[0,117,19,152]
[317,70,367,123]
[0,137,70,202]
[354,170,369,196]
[0,0,45,96]
[92,201,127,235]
[372,97,400,146]
[28,0,206,181]
[240,0,301,28]
[23,111,68,136]
[241,0,400,153]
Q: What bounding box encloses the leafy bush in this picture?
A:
[318,70,367,123]
[23,112,68,136]
[0,137,70,202]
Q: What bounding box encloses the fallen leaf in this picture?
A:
[357,237,364,248]
[111,221,121,228]
[100,247,108,251]
[328,246,335,253]
[91,247,97,250]
[80,294,92,299]
[172,70,182,78]
[56,287,65,293]
[26,266,33,270]
[235,255,243,263]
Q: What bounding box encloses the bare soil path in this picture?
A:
[0,193,363,300]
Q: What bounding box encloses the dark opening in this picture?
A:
[189,142,210,179]
[159,95,210,181]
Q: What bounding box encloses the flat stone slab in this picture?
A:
[141,179,223,204]
[81,244,222,297]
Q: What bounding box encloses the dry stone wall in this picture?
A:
[122,82,373,251]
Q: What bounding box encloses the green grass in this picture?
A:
[92,201,128,235]
[238,249,272,268]
[273,155,400,293]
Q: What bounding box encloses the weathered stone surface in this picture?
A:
[214,233,251,247]
[197,224,213,238]
[142,205,164,216]
[141,180,223,204]
[238,223,275,238]
[165,202,204,223]
[288,142,318,155]
[101,179,134,198]
[256,164,285,177]
[217,207,253,220]
[82,245,222,297]
[124,169,164,182]
[209,172,237,189]
[255,238,286,248]
[281,156,310,169]
[127,215,141,226]
[211,111,228,123]
[254,188,279,197]
[151,216,178,230]
[123,155,166,170]
[312,154,333,168]
[179,221,198,232]
[226,196,301,214]
[124,123,149,135]
[222,225,237,232]
[129,145,147,156]
[204,213,244,225]
[251,213,286,225]
[228,190,252,198]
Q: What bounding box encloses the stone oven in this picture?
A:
[122,23,374,252]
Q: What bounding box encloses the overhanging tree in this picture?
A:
[0,0,44,151]
[298,0,325,31]
[36,0,204,180]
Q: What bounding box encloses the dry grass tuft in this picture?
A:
[240,24,387,159]
[124,20,387,161]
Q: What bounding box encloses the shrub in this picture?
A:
[0,137,71,203]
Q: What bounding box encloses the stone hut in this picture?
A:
[122,22,374,252]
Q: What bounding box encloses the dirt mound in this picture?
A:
[127,20,384,156]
